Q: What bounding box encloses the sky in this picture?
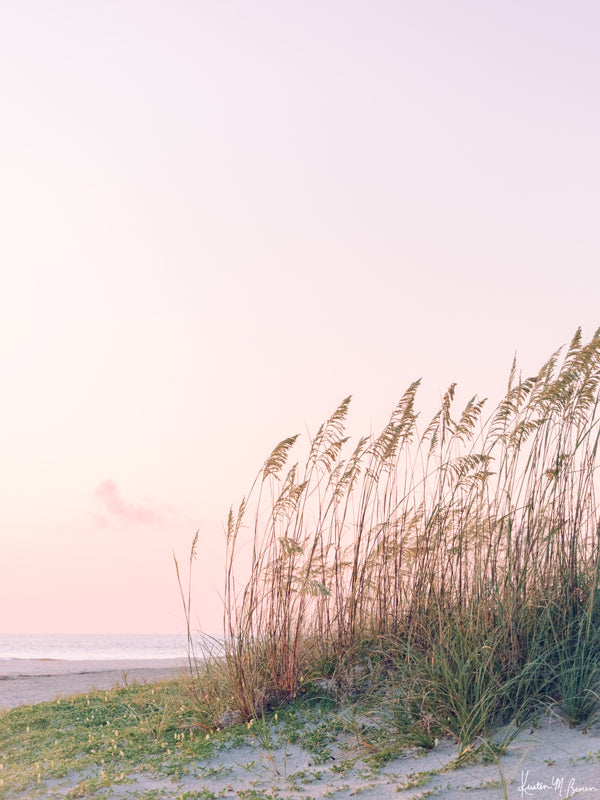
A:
[1,0,599,635]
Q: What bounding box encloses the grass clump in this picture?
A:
[200,326,600,745]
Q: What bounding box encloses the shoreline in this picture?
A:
[0,657,188,710]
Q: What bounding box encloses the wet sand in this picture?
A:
[0,657,187,709]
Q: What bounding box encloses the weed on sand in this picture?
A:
[0,682,460,799]
[0,679,218,799]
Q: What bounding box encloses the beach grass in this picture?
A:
[210,326,600,739]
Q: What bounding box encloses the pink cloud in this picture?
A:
[94,479,163,525]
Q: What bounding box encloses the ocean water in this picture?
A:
[0,633,189,661]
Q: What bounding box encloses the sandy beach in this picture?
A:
[2,659,600,798]
[0,657,187,710]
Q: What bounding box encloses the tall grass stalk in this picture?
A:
[220,328,600,735]
[174,530,201,680]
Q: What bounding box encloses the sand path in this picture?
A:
[0,657,186,709]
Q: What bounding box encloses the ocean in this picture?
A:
[0,633,189,661]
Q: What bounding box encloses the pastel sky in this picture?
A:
[1,1,599,635]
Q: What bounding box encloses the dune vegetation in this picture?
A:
[3,327,600,800]
[184,326,600,746]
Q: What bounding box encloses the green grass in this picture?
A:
[0,679,223,799]
[0,679,373,799]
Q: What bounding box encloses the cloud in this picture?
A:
[94,479,163,525]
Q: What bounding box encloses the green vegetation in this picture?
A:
[4,327,600,798]
[0,684,396,798]
[0,679,217,799]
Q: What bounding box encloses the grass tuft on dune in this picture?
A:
[208,326,600,739]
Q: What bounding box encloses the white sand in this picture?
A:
[143,712,600,799]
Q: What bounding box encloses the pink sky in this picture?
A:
[1,1,599,635]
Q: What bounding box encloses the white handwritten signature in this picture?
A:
[518,770,599,798]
